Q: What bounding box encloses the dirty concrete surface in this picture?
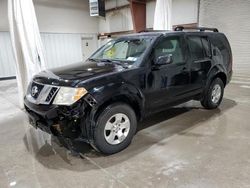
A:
[0,75,250,188]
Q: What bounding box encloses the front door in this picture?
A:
[146,34,191,112]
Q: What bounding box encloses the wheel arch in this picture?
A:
[207,65,227,88]
[215,72,227,87]
[85,82,144,141]
[93,94,143,123]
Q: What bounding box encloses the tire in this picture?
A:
[201,77,224,109]
[93,103,137,154]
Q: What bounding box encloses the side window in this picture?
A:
[154,36,184,64]
[127,40,147,58]
[188,36,204,60]
[201,37,211,57]
[210,35,230,66]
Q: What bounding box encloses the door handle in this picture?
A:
[194,59,211,63]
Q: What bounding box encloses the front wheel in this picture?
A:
[93,103,137,154]
[201,78,224,109]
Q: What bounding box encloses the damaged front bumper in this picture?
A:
[24,95,96,143]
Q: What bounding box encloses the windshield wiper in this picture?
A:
[100,59,113,63]
[89,58,98,62]
[90,58,129,68]
[100,59,129,69]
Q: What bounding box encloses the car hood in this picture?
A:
[33,60,128,87]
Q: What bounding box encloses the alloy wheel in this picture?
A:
[104,113,130,145]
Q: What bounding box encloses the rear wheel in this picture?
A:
[201,78,224,109]
[93,103,137,154]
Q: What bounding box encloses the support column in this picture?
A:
[129,0,146,33]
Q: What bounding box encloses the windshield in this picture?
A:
[90,37,153,64]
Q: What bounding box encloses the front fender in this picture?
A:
[88,81,144,108]
[85,82,145,141]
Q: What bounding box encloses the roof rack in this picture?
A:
[174,26,219,32]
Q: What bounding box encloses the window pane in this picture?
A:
[188,36,204,60]
[103,41,128,59]
[127,39,148,58]
[92,38,153,63]
[154,37,184,64]
[201,37,211,57]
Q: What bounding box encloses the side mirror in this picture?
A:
[155,54,173,66]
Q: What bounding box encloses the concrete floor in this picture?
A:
[0,76,250,188]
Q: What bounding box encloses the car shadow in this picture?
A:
[23,98,236,171]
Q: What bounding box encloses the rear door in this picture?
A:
[187,35,212,93]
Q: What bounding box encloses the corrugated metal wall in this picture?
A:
[0,32,97,78]
[41,33,83,69]
[199,0,250,77]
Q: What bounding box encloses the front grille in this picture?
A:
[27,81,59,105]
[45,87,58,102]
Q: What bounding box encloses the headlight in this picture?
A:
[53,87,87,105]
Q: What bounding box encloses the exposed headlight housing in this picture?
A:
[53,87,87,106]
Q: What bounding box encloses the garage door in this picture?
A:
[199,0,250,77]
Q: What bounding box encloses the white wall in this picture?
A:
[105,0,129,10]
[0,0,200,77]
[41,33,83,68]
[0,0,98,33]
[172,0,198,25]
[0,0,9,31]
[99,0,199,33]
[0,0,99,78]
[98,0,132,33]
[0,32,16,77]
[199,0,250,76]
[99,7,133,33]
[34,0,98,33]
[146,0,198,28]
[146,1,155,29]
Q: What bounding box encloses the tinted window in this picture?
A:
[154,36,184,64]
[188,36,204,60]
[201,37,211,57]
[210,34,231,67]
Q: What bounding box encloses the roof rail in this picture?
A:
[138,29,152,33]
[174,26,219,32]
[138,29,170,33]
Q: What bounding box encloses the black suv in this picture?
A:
[24,26,232,154]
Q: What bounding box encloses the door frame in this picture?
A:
[144,33,192,112]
